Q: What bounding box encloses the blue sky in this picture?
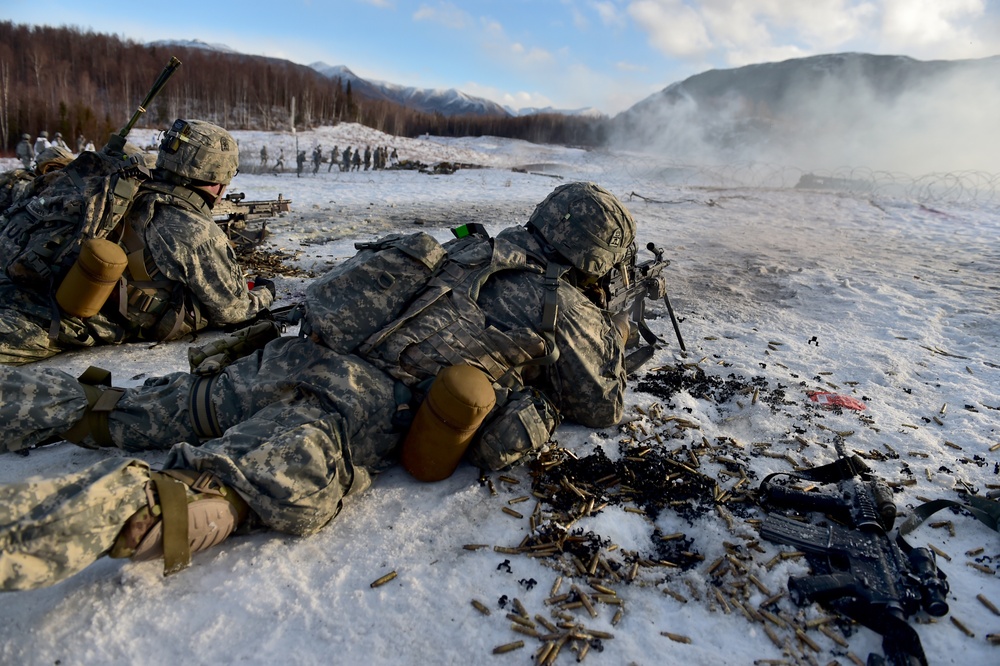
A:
[5,0,999,114]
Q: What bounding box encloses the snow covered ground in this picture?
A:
[1,125,998,665]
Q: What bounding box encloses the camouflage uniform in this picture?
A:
[0,119,274,365]
[0,180,274,365]
[14,134,34,169]
[0,182,633,591]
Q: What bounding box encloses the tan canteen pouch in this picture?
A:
[55,238,128,318]
[402,364,496,482]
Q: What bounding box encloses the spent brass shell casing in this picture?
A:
[819,624,849,648]
[660,631,692,644]
[847,652,866,666]
[369,570,397,588]
[950,616,975,638]
[463,544,489,551]
[510,623,540,638]
[471,599,491,615]
[792,627,819,653]
[507,612,535,628]
[492,640,524,655]
[535,614,558,633]
[611,607,624,626]
[976,593,1000,616]
[502,507,524,519]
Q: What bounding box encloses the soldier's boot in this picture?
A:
[110,469,251,575]
[59,366,126,449]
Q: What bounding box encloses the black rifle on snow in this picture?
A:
[758,440,949,666]
[599,241,686,372]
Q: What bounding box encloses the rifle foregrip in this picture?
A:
[760,514,833,556]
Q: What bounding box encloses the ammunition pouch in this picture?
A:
[466,385,561,472]
[60,366,125,448]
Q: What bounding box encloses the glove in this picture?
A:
[611,311,632,345]
[252,277,276,300]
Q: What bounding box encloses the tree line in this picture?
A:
[0,22,608,156]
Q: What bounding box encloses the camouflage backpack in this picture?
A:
[0,149,149,289]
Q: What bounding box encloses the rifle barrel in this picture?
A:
[118,56,182,138]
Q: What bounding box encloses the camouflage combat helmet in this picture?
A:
[39,130,48,138]
[528,182,636,279]
[21,133,30,140]
[156,119,239,185]
[35,145,74,174]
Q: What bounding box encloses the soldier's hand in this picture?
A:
[611,311,632,345]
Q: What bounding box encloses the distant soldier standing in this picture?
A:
[33,131,50,154]
[342,146,352,172]
[15,133,34,169]
[259,145,268,169]
[363,145,372,171]
[329,145,339,172]
[53,132,71,152]
[312,145,323,174]
[272,148,285,173]
[352,148,361,171]
[296,150,306,178]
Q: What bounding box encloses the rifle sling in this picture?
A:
[897,495,1000,551]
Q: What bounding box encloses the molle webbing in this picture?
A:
[60,366,125,448]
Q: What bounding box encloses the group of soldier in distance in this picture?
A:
[259,142,400,176]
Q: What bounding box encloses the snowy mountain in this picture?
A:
[311,62,510,117]
[504,105,606,118]
[146,38,238,54]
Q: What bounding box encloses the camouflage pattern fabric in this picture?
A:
[0,183,273,365]
[0,337,399,589]
[0,219,626,590]
[0,458,150,590]
[362,226,626,427]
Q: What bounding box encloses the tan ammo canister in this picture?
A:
[401,364,497,482]
[55,238,128,318]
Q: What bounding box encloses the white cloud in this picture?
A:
[627,0,713,57]
[591,1,627,29]
[412,2,472,30]
[625,0,997,74]
[881,0,989,57]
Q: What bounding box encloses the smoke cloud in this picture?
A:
[609,54,1000,178]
